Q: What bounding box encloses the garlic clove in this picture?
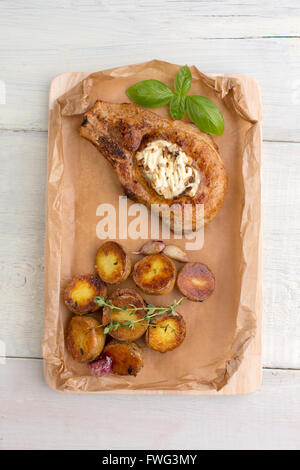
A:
[132,240,165,255]
[163,245,189,263]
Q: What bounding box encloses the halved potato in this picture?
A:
[145,312,186,353]
[64,274,107,314]
[66,315,106,362]
[103,340,144,376]
[177,262,215,301]
[102,288,148,341]
[132,253,176,295]
[96,241,131,284]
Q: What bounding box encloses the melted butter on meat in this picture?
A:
[135,140,200,199]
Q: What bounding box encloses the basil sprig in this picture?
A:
[170,94,186,120]
[174,64,192,95]
[126,65,224,136]
[125,79,173,108]
[186,95,224,136]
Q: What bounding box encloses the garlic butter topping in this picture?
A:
[135,140,200,199]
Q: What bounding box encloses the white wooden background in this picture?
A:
[0,0,300,450]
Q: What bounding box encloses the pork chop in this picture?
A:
[79,100,227,232]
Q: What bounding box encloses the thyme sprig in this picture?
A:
[93,295,184,335]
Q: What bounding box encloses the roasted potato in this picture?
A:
[64,274,107,314]
[103,340,144,376]
[132,254,176,295]
[96,241,131,284]
[102,288,148,341]
[145,312,186,353]
[66,316,106,362]
[177,262,215,301]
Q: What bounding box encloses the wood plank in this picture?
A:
[1,1,300,141]
[262,141,300,368]
[0,358,299,449]
[0,131,47,358]
[2,0,300,40]
[0,131,299,369]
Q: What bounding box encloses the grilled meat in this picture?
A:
[79,100,227,231]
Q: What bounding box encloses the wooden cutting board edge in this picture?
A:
[45,70,262,396]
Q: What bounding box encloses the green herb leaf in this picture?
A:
[126,80,173,108]
[92,297,185,337]
[174,65,192,95]
[147,308,156,317]
[94,296,107,306]
[186,95,224,136]
[170,94,186,120]
[154,311,165,318]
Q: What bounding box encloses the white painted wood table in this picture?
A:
[0,0,300,450]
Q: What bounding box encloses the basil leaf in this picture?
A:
[170,94,186,120]
[174,65,192,95]
[126,80,173,108]
[186,95,224,136]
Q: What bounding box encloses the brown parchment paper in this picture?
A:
[42,60,262,394]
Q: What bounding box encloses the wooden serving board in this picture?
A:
[45,69,262,395]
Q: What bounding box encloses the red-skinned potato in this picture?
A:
[145,312,186,353]
[66,315,106,362]
[132,253,176,295]
[103,340,144,376]
[64,274,107,314]
[102,288,148,341]
[177,262,215,301]
[96,241,131,284]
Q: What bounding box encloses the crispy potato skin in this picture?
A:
[96,241,131,284]
[66,316,106,362]
[132,254,176,295]
[177,262,215,301]
[145,312,186,353]
[102,288,148,341]
[64,274,107,314]
[103,340,144,376]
